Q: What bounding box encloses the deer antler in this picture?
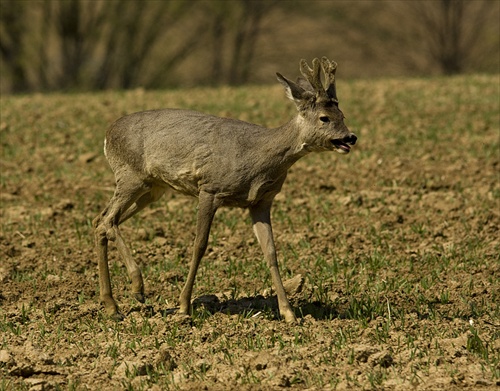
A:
[321,56,338,102]
[299,57,339,102]
[299,58,323,93]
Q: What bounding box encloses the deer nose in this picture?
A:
[345,134,357,145]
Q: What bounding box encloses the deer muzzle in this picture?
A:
[331,133,357,154]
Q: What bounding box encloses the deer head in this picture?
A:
[276,57,356,154]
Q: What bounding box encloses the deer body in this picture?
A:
[106,109,305,207]
[94,58,356,323]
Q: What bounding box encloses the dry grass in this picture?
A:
[1,74,499,390]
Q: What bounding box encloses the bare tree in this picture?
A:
[0,1,29,92]
[205,0,278,85]
[409,0,493,75]
[1,0,203,92]
[53,0,109,89]
[95,0,203,89]
[228,0,268,85]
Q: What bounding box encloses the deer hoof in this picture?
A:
[110,312,125,321]
[178,304,192,316]
[133,292,145,303]
[282,311,298,324]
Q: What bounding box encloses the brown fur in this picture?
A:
[93,57,357,323]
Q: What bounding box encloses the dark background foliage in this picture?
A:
[1,0,499,93]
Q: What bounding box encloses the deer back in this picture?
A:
[104,109,302,206]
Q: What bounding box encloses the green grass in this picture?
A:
[1,74,499,390]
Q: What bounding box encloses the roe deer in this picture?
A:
[93,57,357,323]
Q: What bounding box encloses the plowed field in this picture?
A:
[1,75,499,390]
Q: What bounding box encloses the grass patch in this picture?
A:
[1,74,499,389]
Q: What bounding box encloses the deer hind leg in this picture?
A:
[119,186,166,225]
[115,186,166,303]
[178,191,219,315]
[93,174,152,319]
[93,219,118,319]
[250,201,297,323]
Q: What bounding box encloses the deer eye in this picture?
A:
[319,116,330,123]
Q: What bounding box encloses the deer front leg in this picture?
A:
[250,201,297,323]
[178,191,219,315]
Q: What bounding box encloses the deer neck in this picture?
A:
[268,115,311,165]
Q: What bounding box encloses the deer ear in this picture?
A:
[276,73,312,104]
[295,76,314,92]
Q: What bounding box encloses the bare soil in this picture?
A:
[1,77,499,390]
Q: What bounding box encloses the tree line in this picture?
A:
[1,0,497,93]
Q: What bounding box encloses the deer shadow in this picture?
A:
[187,294,340,321]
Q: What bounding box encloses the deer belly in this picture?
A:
[147,167,199,198]
[217,176,285,208]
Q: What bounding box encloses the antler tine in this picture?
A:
[299,58,323,93]
[321,57,338,101]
